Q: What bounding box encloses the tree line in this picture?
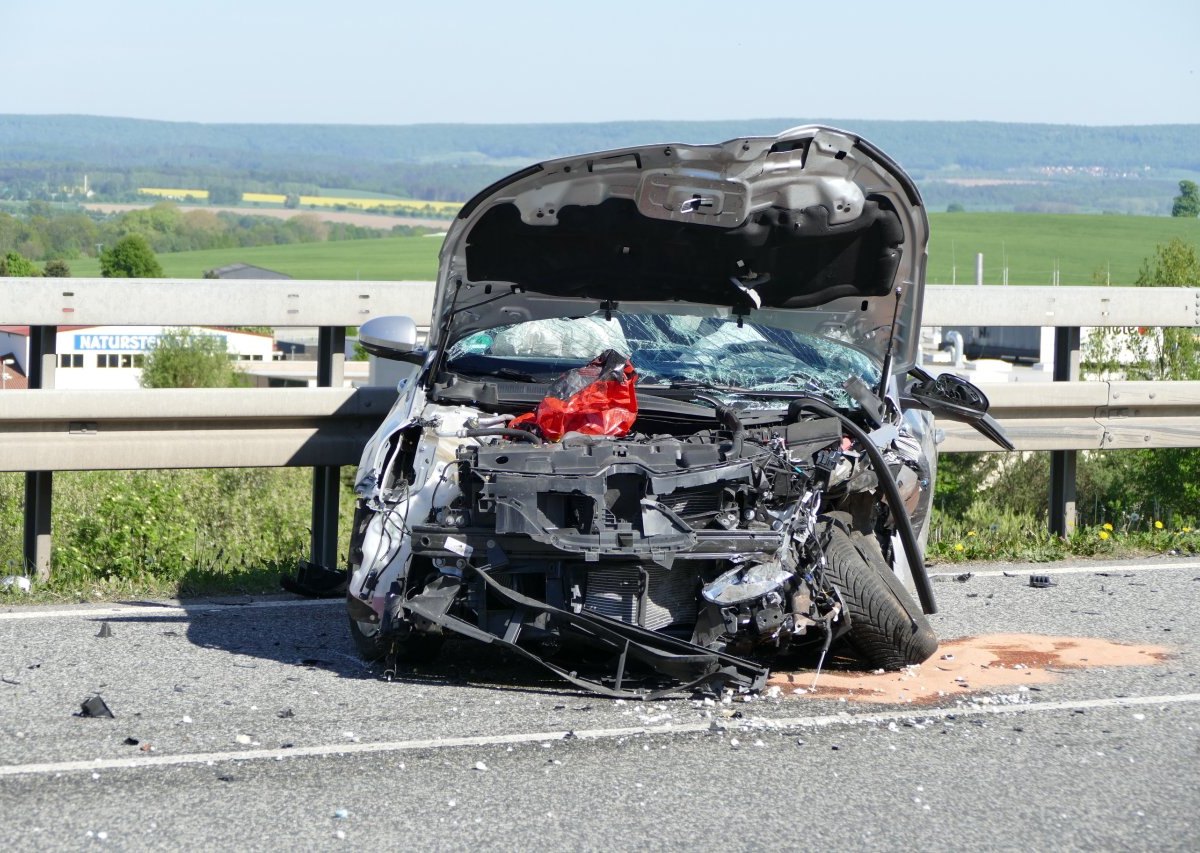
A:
[3,115,1199,214]
[0,201,427,274]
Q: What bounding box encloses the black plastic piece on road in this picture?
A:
[281,560,348,598]
[95,621,113,638]
[1029,574,1057,588]
[77,695,114,718]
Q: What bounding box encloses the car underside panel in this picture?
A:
[399,567,769,699]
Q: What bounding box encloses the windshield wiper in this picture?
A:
[492,367,540,382]
[640,378,748,393]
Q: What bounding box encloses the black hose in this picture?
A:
[462,428,543,445]
[696,393,745,457]
[791,397,937,615]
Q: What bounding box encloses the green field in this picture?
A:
[926,212,1200,286]
[317,187,408,200]
[69,234,447,280]
[65,212,1200,284]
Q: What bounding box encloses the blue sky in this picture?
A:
[2,0,1196,126]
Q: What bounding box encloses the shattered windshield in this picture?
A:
[445,312,878,408]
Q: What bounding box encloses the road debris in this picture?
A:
[1029,574,1057,588]
[77,695,114,718]
[1,574,31,592]
[95,621,113,638]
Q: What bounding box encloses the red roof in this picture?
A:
[0,352,28,390]
[0,325,90,336]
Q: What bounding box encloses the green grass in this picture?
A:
[926,512,1199,565]
[0,468,358,603]
[62,212,1200,284]
[926,212,1200,286]
[70,234,446,280]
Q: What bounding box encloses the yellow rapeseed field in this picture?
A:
[137,188,461,214]
[138,187,209,200]
[297,196,461,212]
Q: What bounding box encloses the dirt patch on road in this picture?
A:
[768,634,1171,704]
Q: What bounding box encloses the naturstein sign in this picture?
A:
[73,333,227,352]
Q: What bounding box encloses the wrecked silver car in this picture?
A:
[340,126,1011,698]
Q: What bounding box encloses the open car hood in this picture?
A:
[432,125,928,374]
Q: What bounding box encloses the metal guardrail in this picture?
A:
[921,284,1200,328]
[5,278,1199,579]
[3,278,437,326]
[0,388,397,472]
[938,381,1200,451]
[5,280,1197,328]
[5,382,1200,467]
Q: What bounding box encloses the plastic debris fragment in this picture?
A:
[77,695,114,718]
[1,575,31,593]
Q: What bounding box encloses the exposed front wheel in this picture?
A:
[348,616,444,664]
[822,525,938,669]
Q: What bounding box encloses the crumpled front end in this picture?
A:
[341,124,950,697]
[347,388,936,697]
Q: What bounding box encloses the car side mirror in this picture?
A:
[358,315,418,360]
[904,370,990,419]
[902,366,1015,451]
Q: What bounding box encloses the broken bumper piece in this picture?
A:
[397,565,768,700]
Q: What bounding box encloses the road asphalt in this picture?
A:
[2,557,1197,850]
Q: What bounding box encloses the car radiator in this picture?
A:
[584,565,697,630]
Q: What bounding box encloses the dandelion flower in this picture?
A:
[1154,520,1163,530]
[1184,527,1193,533]
[954,543,965,552]
[967,530,977,537]
[1098,530,1110,541]
[1103,522,1113,531]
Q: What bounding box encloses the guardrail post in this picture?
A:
[23,326,57,581]
[310,326,347,568]
[1049,326,1081,537]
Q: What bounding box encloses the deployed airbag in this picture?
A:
[511,349,638,442]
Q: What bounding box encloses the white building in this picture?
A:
[0,325,276,389]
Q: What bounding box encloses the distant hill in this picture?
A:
[2,115,1198,214]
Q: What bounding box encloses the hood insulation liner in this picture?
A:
[465,197,904,312]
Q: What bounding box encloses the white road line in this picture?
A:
[4,560,1194,622]
[930,561,1200,579]
[3,692,1198,778]
[8,561,1194,623]
[0,598,342,622]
